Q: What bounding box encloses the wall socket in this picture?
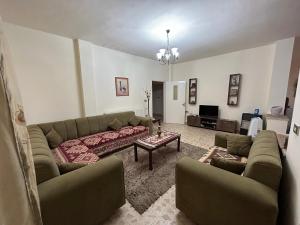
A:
[293,123,299,135]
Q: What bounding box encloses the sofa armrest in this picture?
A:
[136,116,153,134]
[28,125,60,184]
[38,156,125,225]
[176,157,278,225]
[214,132,248,148]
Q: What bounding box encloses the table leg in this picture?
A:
[177,136,181,152]
[149,150,153,170]
[134,144,138,161]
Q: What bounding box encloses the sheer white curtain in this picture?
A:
[0,18,42,225]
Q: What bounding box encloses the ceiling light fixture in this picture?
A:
[156,29,179,64]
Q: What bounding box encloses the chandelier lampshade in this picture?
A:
[156,29,179,64]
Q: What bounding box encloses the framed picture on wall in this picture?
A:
[189,78,197,104]
[115,77,129,96]
[227,74,241,106]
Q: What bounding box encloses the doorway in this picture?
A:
[164,81,186,124]
[152,81,164,122]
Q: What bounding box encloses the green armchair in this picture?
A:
[38,157,125,225]
[176,131,282,225]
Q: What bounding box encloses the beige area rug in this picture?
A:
[114,141,207,214]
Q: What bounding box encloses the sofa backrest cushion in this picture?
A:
[38,120,78,142]
[28,125,60,184]
[104,111,135,127]
[243,130,282,191]
[75,117,90,137]
[64,119,78,140]
[75,111,135,137]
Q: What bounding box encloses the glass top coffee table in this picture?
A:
[134,131,181,170]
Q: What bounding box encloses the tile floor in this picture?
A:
[103,123,216,225]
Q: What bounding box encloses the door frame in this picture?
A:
[152,81,164,122]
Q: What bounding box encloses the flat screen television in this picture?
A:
[199,105,219,118]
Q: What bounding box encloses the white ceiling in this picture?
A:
[1,0,300,62]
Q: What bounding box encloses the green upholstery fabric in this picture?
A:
[46,128,63,149]
[34,111,152,140]
[108,118,122,130]
[176,157,278,225]
[64,119,78,140]
[87,116,100,135]
[136,116,153,134]
[75,117,90,137]
[38,156,125,225]
[227,135,252,157]
[214,132,229,148]
[214,132,248,148]
[128,116,140,126]
[105,111,135,127]
[52,121,68,141]
[97,115,109,132]
[28,125,60,184]
[244,130,282,191]
[57,163,86,174]
[210,157,246,175]
[176,130,282,225]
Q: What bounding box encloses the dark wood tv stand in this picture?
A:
[187,115,218,130]
[187,115,237,133]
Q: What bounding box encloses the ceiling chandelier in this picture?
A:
[156,29,179,64]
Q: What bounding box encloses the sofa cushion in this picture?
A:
[87,116,100,134]
[227,135,252,157]
[52,121,68,141]
[108,118,122,130]
[128,116,140,126]
[46,128,63,149]
[105,111,135,127]
[243,130,282,191]
[96,115,109,132]
[76,117,90,137]
[210,157,246,175]
[64,119,78,140]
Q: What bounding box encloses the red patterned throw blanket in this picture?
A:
[53,126,149,164]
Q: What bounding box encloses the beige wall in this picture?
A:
[4,22,168,124]
[92,45,168,116]
[173,44,276,122]
[287,37,300,107]
[4,23,83,124]
[267,38,294,111]
[4,21,295,126]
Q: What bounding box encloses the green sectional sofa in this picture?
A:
[176,130,282,225]
[28,111,152,225]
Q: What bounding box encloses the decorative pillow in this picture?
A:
[46,128,63,149]
[210,157,246,175]
[128,116,140,126]
[227,135,252,157]
[108,118,122,130]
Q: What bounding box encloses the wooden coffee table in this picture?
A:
[134,131,181,170]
